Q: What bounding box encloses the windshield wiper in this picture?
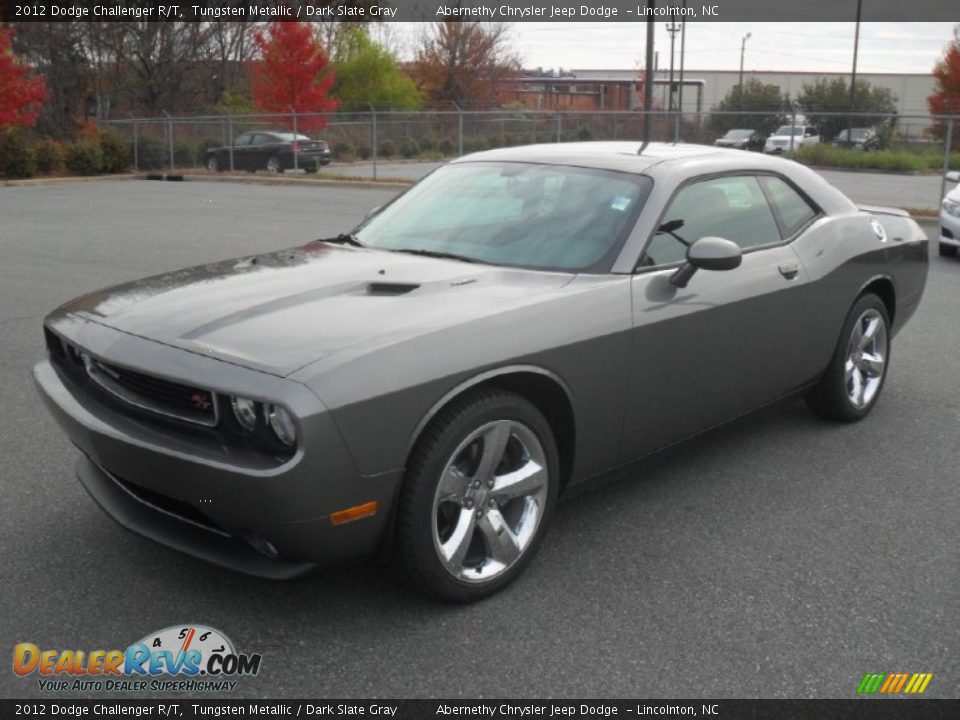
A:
[323,233,365,248]
[389,248,484,264]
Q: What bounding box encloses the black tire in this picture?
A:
[806,293,891,422]
[397,389,559,602]
[303,166,318,174]
[939,242,958,258]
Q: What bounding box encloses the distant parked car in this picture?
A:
[205,132,332,174]
[834,128,881,151]
[764,125,821,154]
[940,170,960,257]
[714,128,764,151]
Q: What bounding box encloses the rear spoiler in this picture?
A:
[857,204,910,218]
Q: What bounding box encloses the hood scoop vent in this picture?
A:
[366,282,420,296]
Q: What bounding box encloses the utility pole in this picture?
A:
[674,1,687,143]
[666,17,680,112]
[738,32,752,108]
[639,0,656,153]
[847,0,863,144]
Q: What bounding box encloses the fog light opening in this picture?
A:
[240,531,279,559]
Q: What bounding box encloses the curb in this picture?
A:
[2,173,138,187]
[168,173,413,191]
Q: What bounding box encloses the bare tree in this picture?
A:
[412,21,521,108]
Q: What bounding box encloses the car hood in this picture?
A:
[57,243,573,377]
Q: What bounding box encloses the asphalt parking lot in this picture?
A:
[1,180,958,699]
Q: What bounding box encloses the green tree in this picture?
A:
[332,27,420,110]
[709,80,789,136]
[797,78,897,140]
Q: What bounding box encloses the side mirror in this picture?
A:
[946,171,960,183]
[670,237,742,288]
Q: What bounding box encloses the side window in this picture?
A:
[233,133,253,147]
[251,134,271,146]
[760,176,818,237]
[643,175,782,266]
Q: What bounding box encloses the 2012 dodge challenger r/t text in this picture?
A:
[34,143,928,601]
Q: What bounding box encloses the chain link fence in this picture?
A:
[102,108,958,205]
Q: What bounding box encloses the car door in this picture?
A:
[621,173,816,462]
[250,133,274,170]
[230,133,254,170]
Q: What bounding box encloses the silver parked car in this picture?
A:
[940,171,960,257]
[35,143,928,601]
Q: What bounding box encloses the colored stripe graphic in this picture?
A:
[857,672,932,694]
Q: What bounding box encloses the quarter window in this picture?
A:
[643,175,782,266]
[760,176,818,236]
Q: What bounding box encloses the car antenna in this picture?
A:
[638,6,656,155]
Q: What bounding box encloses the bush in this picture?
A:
[378,139,396,157]
[335,141,356,161]
[96,128,130,173]
[356,143,372,159]
[65,141,104,176]
[0,129,36,179]
[134,136,167,170]
[32,138,65,174]
[400,137,420,158]
[173,142,195,168]
[419,136,435,153]
[576,127,593,141]
[438,138,455,156]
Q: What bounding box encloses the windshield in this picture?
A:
[774,126,803,136]
[273,133,312,141]
[355,162,651,272]
[726,129,753,139]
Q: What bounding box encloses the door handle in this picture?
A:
[778,262,799,280]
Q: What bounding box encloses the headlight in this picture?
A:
[267,404,297,446]
[231,396,258,432]
[943,200,960,218]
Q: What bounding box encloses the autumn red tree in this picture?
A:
[0,24,48,130]
[249,21,338,131]
[928,25,960,137]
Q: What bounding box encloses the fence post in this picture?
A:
[453,102,463,157]
[941,116,955,203]
[789,108,797,152]
[368,104,378,181]
[132,118,139,172]
[555,111,562,143]
[290,106,299,172]
[228,113,234,172]
[163,111,173,170]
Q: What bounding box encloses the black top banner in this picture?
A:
[2,700,960,720]
[1,0,958,23]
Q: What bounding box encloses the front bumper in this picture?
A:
[940,208,960,247]
[33,319,401,578]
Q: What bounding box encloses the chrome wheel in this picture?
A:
[431,419,549,583]
[206,156,218,172]
[844,308,887,409]
[266,156,281,174]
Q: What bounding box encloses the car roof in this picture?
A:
[451,141,756,174]
[450,141,829,181]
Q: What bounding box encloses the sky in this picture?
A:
[388,22,957,75]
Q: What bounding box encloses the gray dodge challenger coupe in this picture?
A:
[35,142,928,601]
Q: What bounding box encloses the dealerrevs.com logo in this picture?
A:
[13,625,262,693]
